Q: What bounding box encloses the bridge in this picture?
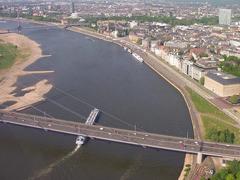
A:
[1,110,240,163]
[3,23,85,34]
[1,18,85,34]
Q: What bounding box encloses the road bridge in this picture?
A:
[0,110,240,163]
[1,19,87,33]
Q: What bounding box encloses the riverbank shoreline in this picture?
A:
[0,32,53,111]
[0,18,196,179]
[67,26,197,180]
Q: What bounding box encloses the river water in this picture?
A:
[0,21,193,180]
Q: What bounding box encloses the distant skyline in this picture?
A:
[2,0,240,5]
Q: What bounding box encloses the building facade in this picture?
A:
[204,71,240,97]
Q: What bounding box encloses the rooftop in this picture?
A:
[206,71,240,85]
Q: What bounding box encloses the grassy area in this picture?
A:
[0,42,19,69]
[202,115,240,144]
[186,87,239,143]
[187,87,236,124]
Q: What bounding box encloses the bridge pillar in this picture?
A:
[197,152,203,164]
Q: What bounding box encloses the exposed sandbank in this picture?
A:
[0,32,53,111]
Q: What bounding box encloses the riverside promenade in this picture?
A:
[68,26,202,140]
[69,26,240,136]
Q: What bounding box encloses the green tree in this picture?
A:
[224,129,235,144]
[212,160,240,180]
[236,171,240,180]
[200,77,205,85]
[219,131,226,142]
[226,174,235,180]
[206,128,235,144]
[206,128,219,141]
[228,160,240,175]
[219,55,240,77]
[229,95,239,104]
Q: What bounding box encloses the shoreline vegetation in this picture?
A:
[0,32,53,111]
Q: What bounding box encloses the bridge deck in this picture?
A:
[0,110,240,159]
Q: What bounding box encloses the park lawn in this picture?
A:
[201,115,240,144]
[0,42,19,69]
[186,87,236,125]
[186,87,240,144]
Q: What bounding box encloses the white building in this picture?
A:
[164,40,188,49]
[167,54,181,69]
[219,9,232,26]
[230,40,240,47]
[129,21,138,29]
[70,12,79,19]
[150,41,159,53]
[191,65,206,81]
[182,60,194,76]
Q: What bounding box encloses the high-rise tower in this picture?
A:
[71,1,75,14]
[219,9,232,26]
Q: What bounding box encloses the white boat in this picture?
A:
[132,53,144,63]
[76,136,85,145]
[123,46,127,51]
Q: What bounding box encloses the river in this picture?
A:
[0,20,193,180]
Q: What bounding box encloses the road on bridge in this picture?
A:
[0,110,240,159]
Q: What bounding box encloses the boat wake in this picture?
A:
[28,145,81,180]
[120,152,143,180]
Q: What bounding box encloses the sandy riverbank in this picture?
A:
[0,33,53,111]
[178,154,193,180]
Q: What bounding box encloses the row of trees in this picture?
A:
[0,13,60,23]
[206,128,235,144]
[86,15,219,26]
[21,15,60,23]
[211,160,240,180]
